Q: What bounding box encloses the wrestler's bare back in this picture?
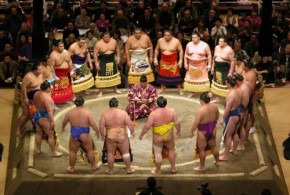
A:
[158,38,180,55]
[243,69,257,92]
[34,91,54,111]
[197,104,219,124]
[65,108,94,127]
[22,72,43,92]
[100,109,131,129]
[149,108,178,126]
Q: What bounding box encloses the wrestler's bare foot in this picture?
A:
[114,89,122,94]
[106,169,114,175]
[237,145,245,151]
[229,149,238,156]
[36,150,42,155]
[211,97,220,104]
[219,154,229,161]
[54,106,59,111]
[84,90,90,95]
[178,90,184,96]
[151,168,161,175]
[214,161,220,167]
[194,166,206,171]
[92,161,102,171]
[97,91,103,98]
[157,89,164,94]
[171,167,178,174]
[51,151,63,157]
[67,166,75,173]
[187,93,194,98]
[126,167,136,174]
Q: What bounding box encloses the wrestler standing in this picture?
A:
[16,60,44,137]
[184,32,212,98]
[139,96,181,175]
[94,32,122,97]
[189,93,219,171]
[99,97,135,175]
[234,73,251,150]
[62,96,101,172]
[154,30,184,95]
[33,81,62,157]
[125,27,155,84]
[211,36,235,98]
[219,77,242,161]
[68,36,94,94]
[126,74,158,120]
[49,40,74,104]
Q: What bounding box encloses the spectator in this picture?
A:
[178,0,198,24]
[44,31,55,55]
[0,43,17,62]
[95,13,110,33]
[255,56,275,87]
[15,34,26,57]
[138,177,164,195]
[246,9,261,31]
[75,8,91,29]
[244,33,259,59]
[211,18,227,46]
[64,33,77,50]
[157,3,175,31]
[94,1,112,23]
[132,0,146,27]
[4,6,24,47]
[111,9,130,36]
[50,8,69,30]
[193,19,209,39]
[85,30,98,52]
[0,54,18,88]
[277,43,290,83]
[204,9,217,33]
[19,35,32,62]
[178,10,195,40]
[139,8,156,34]
[73,0,91,19]
[62,22,80,42]
[0,30,11,51]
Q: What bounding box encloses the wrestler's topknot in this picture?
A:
[74,96,85,107]
[40,80,51,90]
[157,96,167,108]
[200,92,210,103]
[109,97,118,107]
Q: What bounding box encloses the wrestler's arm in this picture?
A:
[99,114,106,140]
[205,44,212,70]
[45,98,55,129]
[93,43,100,70]
[86,46,93,69]
[61,113,69,132]
[115,40,120,65]
[211,46,218,74]
[147,37,153,64]
[228,48,235,77]
[222,94,233,124]
[173,109,181,138]
[125,38,131,67]
[189,110,201,138]
[177,41,183,68]
[68,54,74,77]
[88,112,100,138]
[139,113,154,140]
[184,44,189,70]
[154,41,160,66]
[125,113,135,136]
[21,75,30,105]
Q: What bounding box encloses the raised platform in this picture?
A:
[3,89,289,195]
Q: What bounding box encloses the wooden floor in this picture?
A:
[0,88,289,195]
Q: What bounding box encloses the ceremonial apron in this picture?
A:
[211,61,230,97]
[128,49,155,84]
[95,53,121,88]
